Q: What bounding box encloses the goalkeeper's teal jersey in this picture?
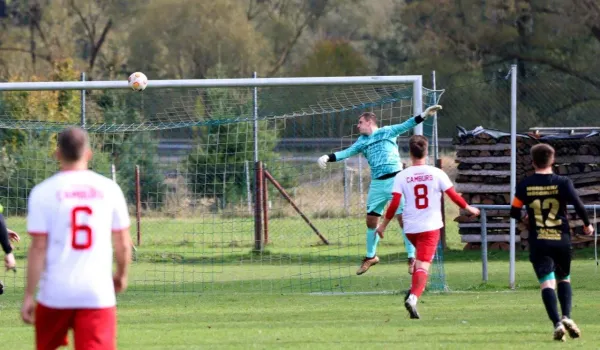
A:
[334,117,419,179]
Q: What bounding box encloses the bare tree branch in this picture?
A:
[69,0,94,46]
[0,47,53,63]
[509,52,600,89]
[89,19,112,71]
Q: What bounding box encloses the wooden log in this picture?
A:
[456,150,472,157]
[457,170,511,176]
[459,222,510,228]
[456,156,511,163]
[460,234,521,243]
[463,243,481,251]
[555,155,600,164]
[455,144,512,151]
[490,242,510,251]
[455,183,510,193]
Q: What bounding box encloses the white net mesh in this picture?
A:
[0,81,445,294]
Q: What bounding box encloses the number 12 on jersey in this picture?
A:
[71,206,93,250]
[414,184,429,209]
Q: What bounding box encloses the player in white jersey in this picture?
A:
[21,127,132,350]
[376,135,480,319]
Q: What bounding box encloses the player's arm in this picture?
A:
[564,178,593,235]
[510,182,528,222]
[25,235,47,298]
[112,228,131,293]
[438,171,479,216]
[112,185,132,293]
[386,105,443,137]
[317,139,364,169]
[509,196,525,221]
[21,234,46,324]
[376,192,402,239]
[21,187,48,324]
[444,187,480,216]
[0,214,12,255]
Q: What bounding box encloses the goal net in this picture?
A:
[0,76,445,294]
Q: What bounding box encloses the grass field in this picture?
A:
[2,216,600,349]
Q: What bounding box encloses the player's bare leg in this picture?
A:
[357,215,380,275]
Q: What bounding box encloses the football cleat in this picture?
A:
[553,323,566,342]
[356,256,379,275]
[404,292,420,319]
[561,317,581,339]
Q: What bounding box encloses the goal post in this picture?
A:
[0,75,446,294]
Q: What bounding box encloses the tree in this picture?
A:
[385,0,600,134]
[0,0,137,79]
[94,90,166,209]
[186,86,293,210]
[297,39,369,77]
[128,0,272,79]
[245,0,342,76]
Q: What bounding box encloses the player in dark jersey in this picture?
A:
[510,143,594,342]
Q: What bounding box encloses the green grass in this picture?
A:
[2,216,600,348]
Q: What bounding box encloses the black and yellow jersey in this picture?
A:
[510,174,590,244]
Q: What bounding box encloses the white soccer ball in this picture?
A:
[128,72,148,91]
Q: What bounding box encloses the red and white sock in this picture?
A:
[410,268,428,298]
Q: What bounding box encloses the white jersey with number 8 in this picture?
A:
[27,170,130,309]
[392,165,453,234]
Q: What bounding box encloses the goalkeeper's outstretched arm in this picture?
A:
[387,105,443,137]
[317,141,363,170]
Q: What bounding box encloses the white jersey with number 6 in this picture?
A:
[27,170,130,309]
[392,165,453,234]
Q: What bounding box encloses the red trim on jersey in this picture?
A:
[385,192,402,220]
[444,187,467,208]
[28,231,48,236]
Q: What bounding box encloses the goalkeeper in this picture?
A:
[317,105,442,275]
[0,203,20,295]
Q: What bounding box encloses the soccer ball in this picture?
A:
[128,72,148,91]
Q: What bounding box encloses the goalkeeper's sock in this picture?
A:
[366,227,379,258]
[410,268,428,297]
[557,282,572,318]
[541,287,561,325]
[401,229,416,259]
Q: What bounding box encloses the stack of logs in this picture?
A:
[453,128,600,251]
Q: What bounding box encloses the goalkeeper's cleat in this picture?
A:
[561,317,581,339]
[404,292,420,319]
[553,323,567,342]
[408,257,416,275]
[356,256,379,275]
[0,280,3,295]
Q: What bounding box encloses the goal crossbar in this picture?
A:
[0,75,423,91]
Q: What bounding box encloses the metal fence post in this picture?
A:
[480,209,488,283]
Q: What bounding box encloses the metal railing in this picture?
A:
[474,204,599,286]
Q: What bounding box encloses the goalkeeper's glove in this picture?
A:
[317,155,330,169]
[420,104,442,120]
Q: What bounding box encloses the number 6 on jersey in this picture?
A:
[71,206,93,250]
